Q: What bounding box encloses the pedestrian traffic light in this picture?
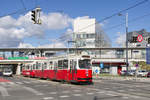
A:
[148,38,150,44]
[31,10,37,24]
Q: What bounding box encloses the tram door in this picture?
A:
[54,61,57,79]
[70,60,77,80]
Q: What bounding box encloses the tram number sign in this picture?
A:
[137,35,143,42]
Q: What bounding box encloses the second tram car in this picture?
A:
[22,54,92,83]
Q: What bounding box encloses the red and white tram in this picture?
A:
[22,54,92,83]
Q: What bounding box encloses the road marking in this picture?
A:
[73,94,82,96]
[23,86,43,95]
[73,89,81,92]
[122,96,129,99]
[62,90,70,93]
[118,90,125,92]
[59,95,69,98]
[23,81,31,84]
[96,91,105,94]
[43,97,54,100]
[9,82,15,85]
[0,86,10,96]
[49,92,57,94]
[86,92,94,95]
[106,93,118,96]
[15,82,24,85]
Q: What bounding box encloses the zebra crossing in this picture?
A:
[0,77,148,100]
[0,81,126,100]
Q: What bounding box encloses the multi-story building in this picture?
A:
[73,18,111,56]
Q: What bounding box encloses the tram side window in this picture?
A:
[38,63,41,70]
[44,62,47,69]
[58,60,63,69]
[63,60,68,69]
[50,61,53,69]
[33,64,35,70]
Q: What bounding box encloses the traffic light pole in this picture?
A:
[126,13,129,72]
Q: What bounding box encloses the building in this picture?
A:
[73,18,111,56]
[128,29,150,47]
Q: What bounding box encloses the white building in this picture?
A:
[73,18,111,56]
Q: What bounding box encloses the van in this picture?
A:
[3,70,13,77]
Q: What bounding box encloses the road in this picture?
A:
[0,76,150,100]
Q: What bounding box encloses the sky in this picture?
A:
[0,0,150,48]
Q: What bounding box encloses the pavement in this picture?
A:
[0,75,150,100]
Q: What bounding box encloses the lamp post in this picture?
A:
[118,13,129,72]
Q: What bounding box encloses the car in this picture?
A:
[121,70,135,76]
[3,70,13,77]
[147,71,150,77]
[137,70,148,77]
[120,70,127,76]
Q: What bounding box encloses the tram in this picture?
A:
[22,54,92,83]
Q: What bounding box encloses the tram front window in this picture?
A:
[79,59,91,69]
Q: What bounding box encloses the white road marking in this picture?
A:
[15,82,24,85]
[0,86,10,96]
[23,81,31,83]
[86,92,94,95]
[122,96,129,99]
[62,90,70,93]
[59,95,69,98]
[73,94,82,96]
[106,93,118,96]
[96,91,105,94]
[43,97,54,100]
[23,86,43,95]
[49,92,57,94]
[118,90,125,92]
[9,82,15,85]
[73,89,81,92]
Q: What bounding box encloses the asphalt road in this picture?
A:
[0,76,150,100]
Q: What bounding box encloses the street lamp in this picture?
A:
[118,13,129,72]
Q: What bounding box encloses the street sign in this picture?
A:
[95,69,98,73]
[137,35,143,42]
[146,48,150,64]
[135,63,139,67]
[100,63,104,68]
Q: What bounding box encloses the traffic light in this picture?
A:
[130,36,137,43]
[31,10,37,24]
[148,38,150,44]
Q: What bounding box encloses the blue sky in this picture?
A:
[0,0,150,47]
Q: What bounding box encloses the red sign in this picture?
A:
[137,35,143,42]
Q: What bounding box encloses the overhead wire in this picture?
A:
[103,12,150,32]
[76,0,149,32]
[20,0,26,10]
[58,0,149,42]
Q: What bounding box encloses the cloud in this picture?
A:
[38,42,66,48]
[0,12,73,47]
[59,28,73,42]
[18,43,34,48]
[115,32,126,47]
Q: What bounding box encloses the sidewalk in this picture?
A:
[93,75,150,82]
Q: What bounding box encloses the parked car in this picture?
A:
[3,70,13,77]
[147,71,150,77]
[137,70,148,77]
[121,70,135,76]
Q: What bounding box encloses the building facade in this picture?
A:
[73,18,111,56]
